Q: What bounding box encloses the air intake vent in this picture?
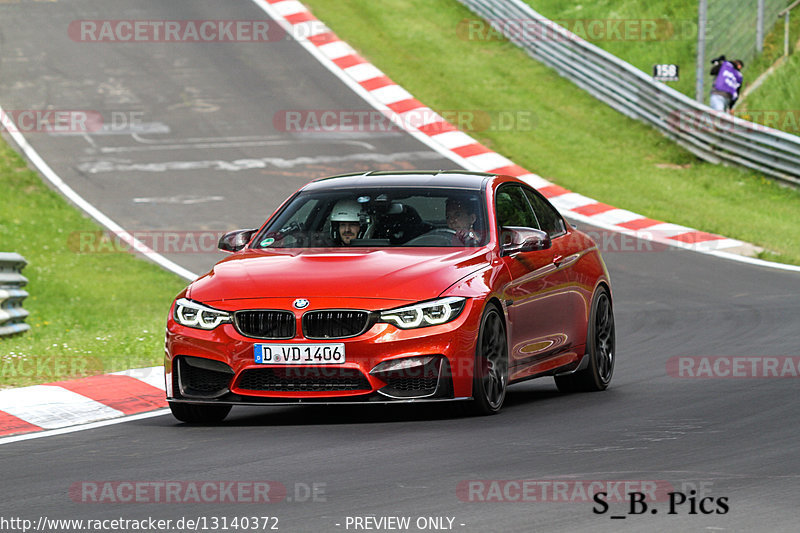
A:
[176,356,234,398]
[234,310,295,339]
[302,310,370,339]
[237,367,371,392]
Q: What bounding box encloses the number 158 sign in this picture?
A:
[653,64,679,82]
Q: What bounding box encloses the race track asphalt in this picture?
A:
[1,1,799,531]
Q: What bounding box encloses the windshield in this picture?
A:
[252,187,488,248]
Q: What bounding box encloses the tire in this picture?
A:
[169,402,232,424]
[555,286,615,393]
[470,305,508,415]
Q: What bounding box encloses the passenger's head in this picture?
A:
[733,59,744,70]
[446,198,477,232]
[330,200,363,245]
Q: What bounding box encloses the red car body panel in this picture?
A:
[188,248,491,303]
[165,171,611,408]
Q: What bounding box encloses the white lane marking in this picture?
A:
[271,0,307,17]
[690,238,743,252]
[52,123,170,136]
[586,208,644,226]
[398,107,442,128]
[464,152,514,171]
[77,150,445,173]
[344,63,384,83]
[431,131,476,150]
[644,223,695,239]
[517,173,551,189]
[0,386,124,429]
[0,102,198,281]
[133,195,225,205]
[81,132,98,148]
[370,85,415,106]
[317,40,356,60]
[96,139,323,153]
[549,192,600,211]
[92,137,378,154]
[130,134,283,144]
[0,409,170,446]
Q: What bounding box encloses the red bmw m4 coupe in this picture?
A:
[165,171,615,422]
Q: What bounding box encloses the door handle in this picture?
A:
[552,255,564,267]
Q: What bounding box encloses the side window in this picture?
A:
[495,185,538,229]
[524,188,566,237]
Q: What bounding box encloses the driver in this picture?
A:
[330,200,366,245]
[446,198,480,245]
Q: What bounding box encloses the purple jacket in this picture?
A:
[712,61,743,100]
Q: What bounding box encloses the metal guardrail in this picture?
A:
[457,0,800,187]
[0,252,30,337]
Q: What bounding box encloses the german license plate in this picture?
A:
[254,343,345,364]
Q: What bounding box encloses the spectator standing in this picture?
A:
[709,56,744,113]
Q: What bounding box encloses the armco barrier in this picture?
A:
[457,0,800,187]
[0,252,30,337]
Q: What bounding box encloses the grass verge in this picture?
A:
[303,0,800,265]
[0,138,187,388]
[740,50,800,136]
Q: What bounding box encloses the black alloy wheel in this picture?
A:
[555,286,615,393]
[471,305,508,415]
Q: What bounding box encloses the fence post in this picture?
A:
[695,0,708,103]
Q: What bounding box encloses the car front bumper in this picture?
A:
[165,298,482,404]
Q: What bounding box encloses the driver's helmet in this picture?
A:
[330,199,369,241]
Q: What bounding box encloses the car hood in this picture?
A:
[188,248,491,304]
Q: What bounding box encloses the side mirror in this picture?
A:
[218,229,257,253]
[500,227,551,256]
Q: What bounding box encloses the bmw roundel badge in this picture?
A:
[293,298,310,309]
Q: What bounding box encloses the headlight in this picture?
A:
[380,297,466,329]
[173,298,231,330]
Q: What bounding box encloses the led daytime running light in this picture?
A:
[174,298,231,330]
[380,297,466,329]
